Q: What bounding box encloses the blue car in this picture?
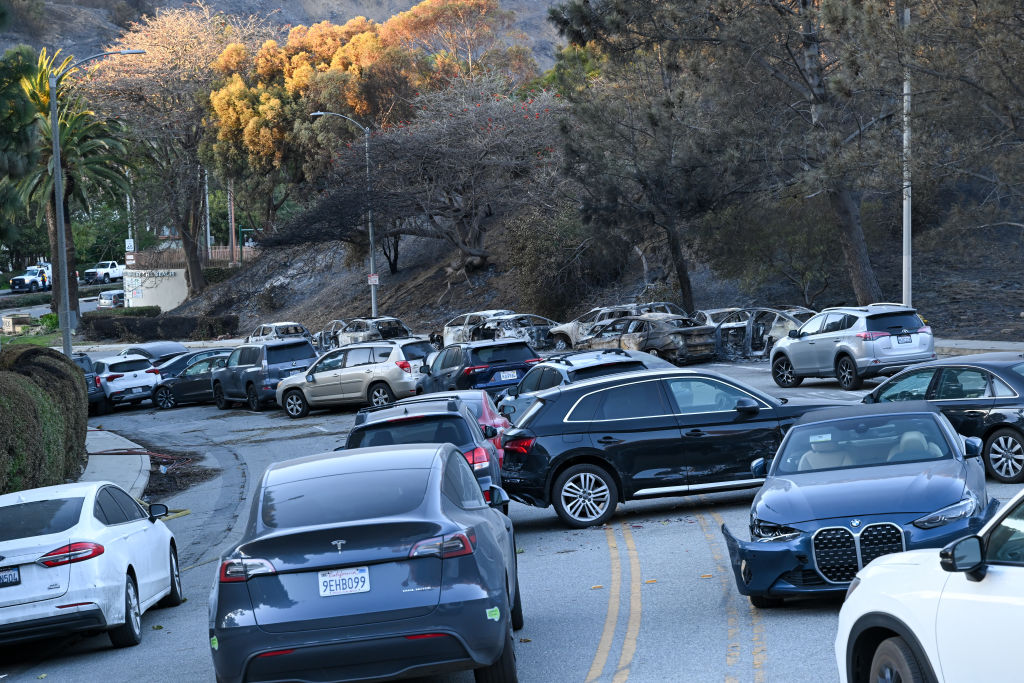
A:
[418,340,541,397]
[722,402,1000,608]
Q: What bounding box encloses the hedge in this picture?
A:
[78,314,239,342]
[81,306,162,319]
[0,345,87,494]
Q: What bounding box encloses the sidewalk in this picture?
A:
[82,428,151,497]
[934,338,1024,357]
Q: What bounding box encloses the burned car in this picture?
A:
[469,313,561,349]
[715,307,810,361]
[547,305,638,351]
[574,314,716,364]
[692,308,747,326]
[335,317,416,346]
[431,309,514,349]
[311,319,348,351]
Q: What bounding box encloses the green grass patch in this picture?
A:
[0,332,62,347]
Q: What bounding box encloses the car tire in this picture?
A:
[368,382,395,407]
[29,282,37,293]
[108,576,142,648]
[103,273,110,283]
[474,625,517,683]
[749,595,784,609]
[835,355,863,390]
[869,636,924,683]
[246,384,264,412]
[511,573,524,631]
[771,356,803,388]
[646,348,661,358]
[94,397,109,416]
[283,389,310,419]
[213,384,230,410]
[158,547,184,608]
[103,397,115,413]
[154,386,176,410]
[983,428,1024,483]
[552,464,618,528]
[553,335,571,352]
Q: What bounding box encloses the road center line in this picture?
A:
[612,523,642,683]
[585,526,622,683]
[695,506,741,680]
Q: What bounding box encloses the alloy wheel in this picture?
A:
[990,435,1024,479]
[171,552,182,597]
[127,580,141,635]
[284,392,306,417]
[772,357,797,387]
[155,387,176,409]
[560,472,611,523]
[371,386,391,406]
[554,337,568,351]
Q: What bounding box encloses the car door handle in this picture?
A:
[597,436,624,445]
[364,369,372,373]
[685,429,706,437]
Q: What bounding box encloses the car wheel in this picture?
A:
[283,389,309,419]
[103,273,110,283]
[154,386,176,410]
[368,382,395,407]
[511,572,524,631]
[552,464,618,528]
[108,576,142,648]
[158,547,184,607]
[984,428,1024,483]
[553,335,571,352]
[213,384,230,410]
[94,397,109,416]
[103,397,115,413]
[771,356,803,388]
[749,595,784,609]
[868,636,924,683]
[646,348,660,358]
[246,384,264,412]
[29,282,37,293]
[474,625,517,683]
[835,355,863,390]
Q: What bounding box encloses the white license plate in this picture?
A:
[897,334,912,344]
[0,566,20,588]
[131,386,144,393]
[499,371,518,381]
[318,567,370,597]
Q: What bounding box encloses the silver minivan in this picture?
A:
[770,304,935,390]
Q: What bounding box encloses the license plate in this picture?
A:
[897,334,912,344]
[0,566,20,588]
[318,567,369,597]
[131,386,144,393]
[499,371,518,381]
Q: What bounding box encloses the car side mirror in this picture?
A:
[148,503,169,521]
[963,436,983,458]
[481,425,498,439]
[506,385,519,397]
[862,393,876,404]
[489,485,510,510]
[498,404,513,418]
[940,536,986,581]
[735,397,760,415]
[421,364,431,375]
[215,359,227,368]
[750,458,767,478]
[306,374,315,383]
[788,329,800,339]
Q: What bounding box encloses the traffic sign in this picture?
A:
[367,273,379,285]
[125,238,135,252]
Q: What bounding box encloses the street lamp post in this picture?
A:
[49,49,144,356]
[311,111,377,317]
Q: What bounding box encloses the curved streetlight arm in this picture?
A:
[310,110,369,134]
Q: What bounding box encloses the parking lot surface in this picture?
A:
[1,361,1019,682]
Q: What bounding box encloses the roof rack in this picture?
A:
[354,396,461,425]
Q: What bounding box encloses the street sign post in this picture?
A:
[367,273,379,286]
[125,238,135,253]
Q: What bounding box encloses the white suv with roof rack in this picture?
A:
[93,354,161,411]
[770,303,936,390]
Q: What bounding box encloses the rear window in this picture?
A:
[275,325,306,336]
[400,341,435,361]
[377,321,408,338]
[569,361,646,383]
[267,342,316,364]
[110,359,151,372]
[469,343,535,365]
[866,312,924,333]
[0,498,84,541]
[261,470,428,529]
[71,356,93,372]
[348,416,474,449]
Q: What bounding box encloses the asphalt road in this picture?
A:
[0,294,99,319]
[2,362,1020,682]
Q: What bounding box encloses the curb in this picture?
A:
[82,428,151,498]
[934,338,1024,358]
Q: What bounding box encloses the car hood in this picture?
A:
[757,459,967,524]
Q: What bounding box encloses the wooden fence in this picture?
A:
[128,247,260,269]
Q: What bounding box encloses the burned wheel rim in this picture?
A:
[155,387,175,409]
[554,337,569,351]
[284,392,306,417]
[773,358,795,385]
[988,433,1024,480]
[560,472,611,523]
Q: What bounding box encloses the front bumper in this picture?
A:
[721,500,999,599]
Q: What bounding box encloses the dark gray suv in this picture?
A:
[211,339,318,411]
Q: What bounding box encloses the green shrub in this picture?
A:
[203,266,234,285]
[39,313,59,331]
[79,314,239,341]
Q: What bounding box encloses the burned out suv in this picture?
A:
[211,339,318,412]
[770,304,936,391]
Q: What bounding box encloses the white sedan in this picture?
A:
[836,487,1024,682]
[0,481,183,648]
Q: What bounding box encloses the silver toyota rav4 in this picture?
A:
[770,303,935,390]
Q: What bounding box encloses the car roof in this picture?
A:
[792,401,941,427]
[539,349,643,369]
[124,341,188,354]
[533,367,718,400]
[821,303,916,314]
[265,321,302,327]
[98,353,149,363]
[264,445,444,487]
[355,397,473,425]
[0,481,108,506]
[259,338,315,348]
[455,339,533,349]
[463,309,514,317]
[399,390,484,403]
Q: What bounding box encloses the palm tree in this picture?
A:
[18,49,130,320]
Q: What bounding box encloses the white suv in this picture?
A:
[836,487,1024,683]
[93,354,161,410]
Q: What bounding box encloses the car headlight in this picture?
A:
[913,494,979,529]
[751,514,802,542]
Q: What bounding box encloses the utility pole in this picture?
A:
[901,7,912,308]
[204,168,212,257]
[228,178,237,264]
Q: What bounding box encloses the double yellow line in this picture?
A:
[586,523,643,683]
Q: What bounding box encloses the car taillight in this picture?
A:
[855,331,890,341]
[256,649,294,658]
[396,360,412,373]
[504,437,535,456]
[525,358,542,364]
[218,558,276,582]
[37,542,104,567]
[94,376,101,387]
[464,447,490,471]
[409,530,477,559]
[917,325,932,335]
[463,365,490,375]
[145,368,161,375]
[105,373,124,381]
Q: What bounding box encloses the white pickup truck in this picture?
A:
[82,261,125,284]
[9,263,52,292]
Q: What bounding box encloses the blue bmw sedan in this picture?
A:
[210,444,522,682]
[722,402,1000,608]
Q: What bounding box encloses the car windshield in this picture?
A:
[569,361,646,382]
[25,268,41,276]
[774,414,952,475]
[401,341,435,361]
[469,343,535,365]
[866,312,924,333]
[377,320,408,338]
[260,470,428,529]
[267,342,316,364]
[274,325,306,336]
[110,359,151,372]
[0,498,84,542]
[348,416,474,449]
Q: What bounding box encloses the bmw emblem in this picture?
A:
[850,519,862,528]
